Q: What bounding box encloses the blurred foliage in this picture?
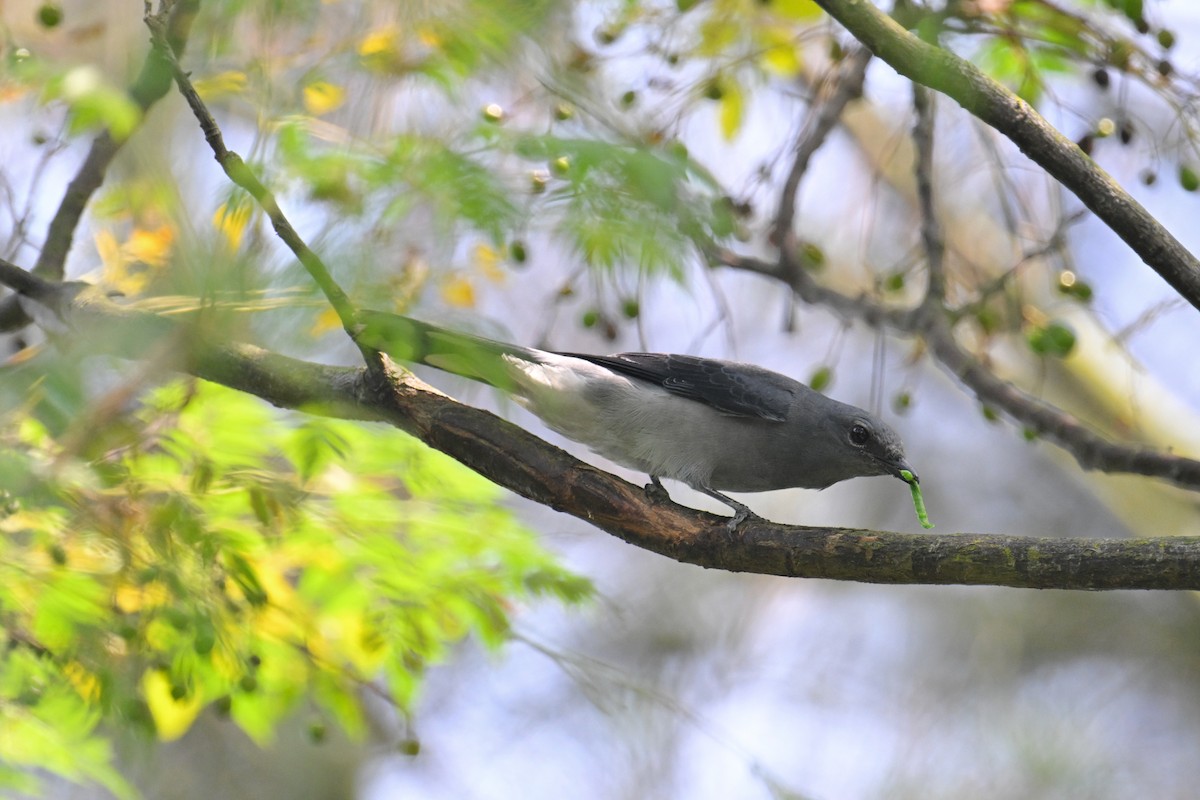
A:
[0,372,588,796]
[928,0,1180,107]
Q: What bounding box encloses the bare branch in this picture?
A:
[772,48,872,248]
[911,84,945,307]
[810,0,1200,313]
[714,248,1200,491]
[0,0,201,332]
[894,76,1200,489]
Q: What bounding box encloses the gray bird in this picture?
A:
[358,311,918,527]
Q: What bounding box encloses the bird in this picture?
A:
[356,310,918,528]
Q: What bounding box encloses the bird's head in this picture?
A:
[824,407,916,485]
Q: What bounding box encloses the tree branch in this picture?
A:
[810,0,1200,313]
[142,11,381,373]
[716,247,1200,490]
[898,74,1200,487]
[710,1,1200,497]
[3,256,1200,590]
[911,84,945,307]
[772,47,872,248]
[0,0,201,332]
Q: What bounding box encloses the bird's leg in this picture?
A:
[694,486,756,532]
[644,475,671,501]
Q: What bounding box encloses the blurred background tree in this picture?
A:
[2,0,1200,798]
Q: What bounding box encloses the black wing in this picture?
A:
[557,351,795,422]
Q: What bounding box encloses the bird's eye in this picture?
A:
[849,424,870,446]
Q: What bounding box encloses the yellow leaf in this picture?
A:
[316,611,388,673]
[387,250,431,309]
[719,80,746,141]
[94,229,121,273]
[359,25,401,57]
[247,556,304,639]
[303,81,346,116]
[114,580,170,613]
[142,669,204,742]
[193,71,248,101]
[96,224,174,296]
[441,275,476,308]
[758,26,803,77]
[473,243,506,282]
[698,14,739,57]
[416,25,443,49]
[125,225,174,267]
[213,201,253,251]
[359,25,408,74]
[310,307,342,336]
[772,0,823,20]
[63,661,101,703]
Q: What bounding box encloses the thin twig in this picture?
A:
[911,84,945,308]
[0,0,201,332]
[143,11,382,373]
[715,248,1200,490]
[810,0,1200,313]
[772,48,872,248]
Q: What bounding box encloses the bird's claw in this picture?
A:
[725,506,755,533]
[644,476,670,501]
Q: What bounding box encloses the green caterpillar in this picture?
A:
[899,469,934,529]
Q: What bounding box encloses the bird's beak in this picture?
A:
[884,456,918,484]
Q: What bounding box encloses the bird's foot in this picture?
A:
[644,476,670,502]
[725,505,756,533]
[692,484,758,533]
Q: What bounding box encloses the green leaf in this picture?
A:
[506,135,730,275]
[43,67,142,141]
[1026,321,1077,357]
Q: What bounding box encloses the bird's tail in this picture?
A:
[356,309,532,391]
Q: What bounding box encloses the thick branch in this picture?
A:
[811,0,1200,312]
[3,257,1200,590]
[180,328,1200,591]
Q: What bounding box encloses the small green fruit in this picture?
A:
[1180,165,1199,192]
[37,3,63,28]
[808,366,832,392]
